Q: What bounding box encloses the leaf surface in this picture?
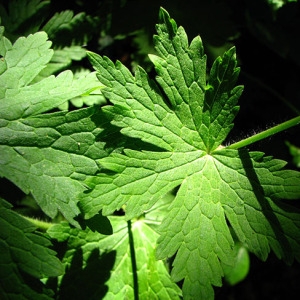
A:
[0,198,62,299]
[0,30,106,225]
[80,8,300,299]
[48,202,182,299]
[0,0,50,40]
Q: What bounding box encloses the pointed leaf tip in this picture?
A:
[159,7,178,37]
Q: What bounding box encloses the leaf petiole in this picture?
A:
[227,115,300,150]
[127,220,139,300]
[23,216,54,232]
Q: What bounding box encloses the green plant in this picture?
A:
[0,0,104,110]
[1,6,300,300]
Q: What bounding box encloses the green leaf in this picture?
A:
[41,10,100,47]
[222,242,250,286]
[48,204,182,299]
[0,2,100,86]
[80,7,300,299]
[0,106,113,226]
[0,29,101,118]
[151,8,242,153]
[0,30,106,226]
[41,10,76,39]
[0,198,63,299]
[0,2,98,48]
[286,141,300,168]
[56,69,106,111]
[0,30,53,94]
[0,0,50,40]
[33,46,88,82]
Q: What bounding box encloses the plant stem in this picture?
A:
[127,220,139,300]
[23,215,53,231]
[227,116,300,150]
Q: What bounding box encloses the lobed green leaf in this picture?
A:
[0,0,50,40]
[80,7,300,299]
[0,30,107,225]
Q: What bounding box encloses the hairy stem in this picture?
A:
[227,116,300,150]
[23,216,53,232]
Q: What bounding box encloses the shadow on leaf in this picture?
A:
[238,149,293,261]
[75,212,113,235]
[57,248,116,300]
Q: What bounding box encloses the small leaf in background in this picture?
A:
[222,242,250,286]
[286,141,300,168]
[0,0,50,40]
